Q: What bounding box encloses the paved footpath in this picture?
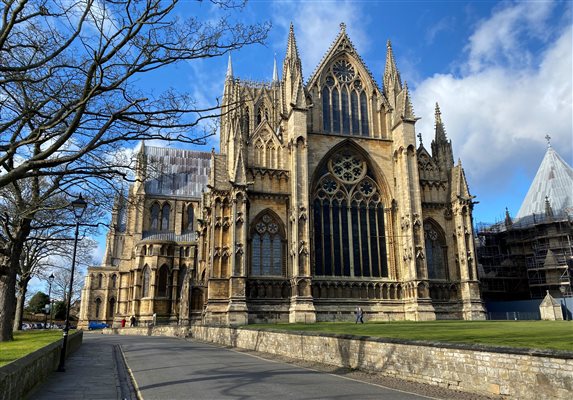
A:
[28,333,135,400]
[28,333,495,400]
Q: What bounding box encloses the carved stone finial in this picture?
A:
[417,133,423,146]
[340,22,346,32]
[545,134,551,147]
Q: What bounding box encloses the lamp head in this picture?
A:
[71,193,88,219]
[49,273,55,283]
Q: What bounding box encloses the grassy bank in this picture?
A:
[250,321,573,352]
[0,330,63,367]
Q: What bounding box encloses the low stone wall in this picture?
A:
[103,325,189,337]
[0,331,83,400]
[189,326,573,399]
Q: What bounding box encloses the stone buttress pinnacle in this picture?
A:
[434,102,447,142]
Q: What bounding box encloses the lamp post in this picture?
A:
[57,194,87,372]
[45,273,54,328]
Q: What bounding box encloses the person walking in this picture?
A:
[121,318,126,328]
[130,315,136,327]
[355,307,364,324]
[152,312,157,326]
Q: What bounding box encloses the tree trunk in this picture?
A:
[0,218,32,341]
[13,277,30,331]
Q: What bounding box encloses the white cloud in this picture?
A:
[465,1,554,73]
[271,0,370,78]
[412,3,572,222]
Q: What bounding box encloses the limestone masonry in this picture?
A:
[80,23,485,328]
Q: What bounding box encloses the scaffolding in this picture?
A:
[477,212,573,300]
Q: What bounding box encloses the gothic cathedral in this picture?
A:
[79,24,485,328]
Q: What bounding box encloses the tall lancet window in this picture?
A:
[312,150,387,277]
[424,222,448,280]
[322,59,369,136]
[250,211,285,276]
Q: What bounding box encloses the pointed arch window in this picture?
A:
[424,222,448,280]
[150,203,160,230]
[161,203,170,230]
[95,298,102,318]
[250,212,285,276]
[184,204,194,232]
[142,265,151,298]
[254,139,264,166]
[322,59,370,137]
[157,265,169,297]
[109,298,116,317]
[243,107,250,134]
[312,150,387,277]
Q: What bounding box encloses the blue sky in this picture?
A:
[156,0,572,225]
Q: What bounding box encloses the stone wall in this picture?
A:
[189,326,573,399]
[0,331,83,400]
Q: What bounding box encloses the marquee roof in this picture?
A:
[516,146,573,219]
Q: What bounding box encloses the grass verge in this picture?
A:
[0,330,63,367]
[249,321,573,352]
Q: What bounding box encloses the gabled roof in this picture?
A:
[306,24,381,94]
[516,145,573,219]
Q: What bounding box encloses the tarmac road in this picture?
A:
[121,335,434,400]
[29,333,496,400]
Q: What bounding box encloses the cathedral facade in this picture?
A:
[79,25,485,328]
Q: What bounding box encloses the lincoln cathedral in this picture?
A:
[79,24,485,328]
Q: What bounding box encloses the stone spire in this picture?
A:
[285,23,301,64]
[383,40,402,95]
[282,23,305,110]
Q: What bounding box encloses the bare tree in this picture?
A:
[13,222,96,330]
[0,0,269,341]
[1,178,101,337]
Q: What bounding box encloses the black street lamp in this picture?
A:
[57,194,87,372]
[45,273,54,328]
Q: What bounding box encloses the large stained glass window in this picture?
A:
[313,150,388,277]
[322,59,369,137]
[250,212,284,276]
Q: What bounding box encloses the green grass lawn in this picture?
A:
[0,330,63,367]
[249,321,573,352]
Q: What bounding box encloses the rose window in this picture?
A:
[329,152,366,184]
